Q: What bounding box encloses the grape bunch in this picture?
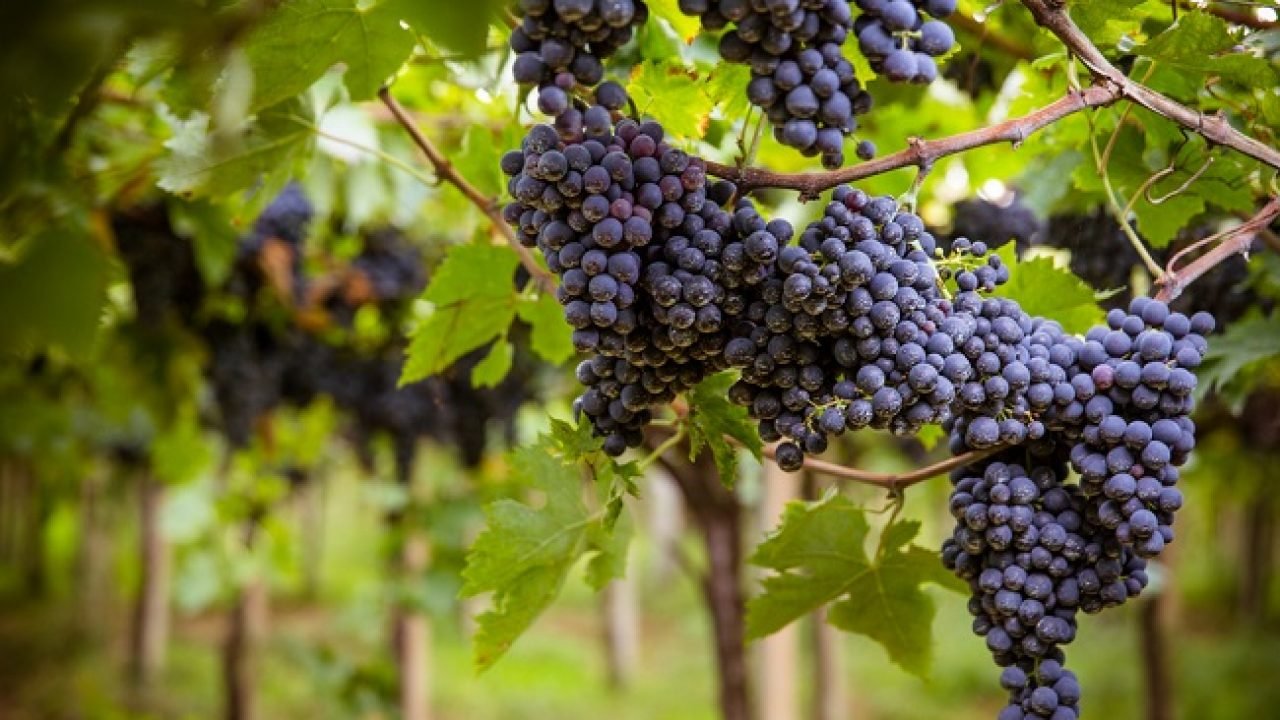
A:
[724,186,955,468]
[854,0,957,84]
[747,42,874,167]
[1068,298,1208,560]
[942,445,1100,720]
[501,95,771,454]
[940,295,1211,719]
[940,195,1044,256]
[510,0,649,117]
[679,1,874,166]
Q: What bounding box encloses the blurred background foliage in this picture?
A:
[1,1,1279,719]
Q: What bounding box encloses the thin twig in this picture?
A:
[757,442,1008,490]
[649,423,1006,490]
[706,84,1121,197]
[1020,0,1280,171]
[377,87,557,293]
[1155,197,1280,301]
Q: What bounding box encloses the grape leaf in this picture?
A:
[471,339,513,389]
[242,0,415,113]
[158,99,313,198]
[516,292,574,365]
[461,439,626,669]
[1136,12,1277,88]
[0,224,109,360]
[746,495,963,678]
[1068,0,1147,48]
[645,0,702,42]
[706,63,753,121]
[1001,257,1105,335]
[389,0,503,59]
[627,60,715,141]
[687,372,763,487]
[1199,316,1280,396]
[402,243,519,384]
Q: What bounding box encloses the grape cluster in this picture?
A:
[748,42,873,166]
[1039,210,1271,326]
[941,296,1210,719]
[941,195,1043,256]
[854,0,957,84]
[679,1,872,166]
[111,203,206,325]
[510,0,649,116]
[725,187,954,468]
[501,99,764,454]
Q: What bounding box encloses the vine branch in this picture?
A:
[759,441,1009,490]
[1155,197,1280,301]
[1020,0,1280,171]
[705,84,1120,197]
[377,87,557,293]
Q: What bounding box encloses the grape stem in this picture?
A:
[707,1,1280,197]
[757,441,1009,490]
[377,87,558,294]
[1155,196,1280,301]
[1019,0,1280,171]
[704,84,1121,198]
[649,423,1006,490]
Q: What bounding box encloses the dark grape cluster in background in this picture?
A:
[510,0,649,117]
[112,187,535,471]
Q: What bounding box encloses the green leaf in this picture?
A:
[461,438,625,669]
[151,407,211,485]
[402,243,519,384]
[627,60,715,142]
[1069,0,1147,48]
[686,372,763,487]
[243,0,415,113]
[0,225,108,360]
[516,292,574,365]
[1199,316,1280,395]
[390,0,502,58]
[1001,257,1105,336]
[645,0,702,42]
[706,63,753,121]
[471,339,513,388]
[1137,12,1277,88]
[158,99,313,198]
[549,417,604,460]
[169,199,238,286]
[747,495,962,679]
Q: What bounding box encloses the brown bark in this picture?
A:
[1240,496,1276,625]
[75,466,112,644]
[602,575,640,690]
[396,533,432,720]
[803,475,844,720]
[655,437,752,720]
[757,462,799,720]
[389,442,432,720]
[130,471,171,697]
[223,520,268,720]
[1138,593,1173,720]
